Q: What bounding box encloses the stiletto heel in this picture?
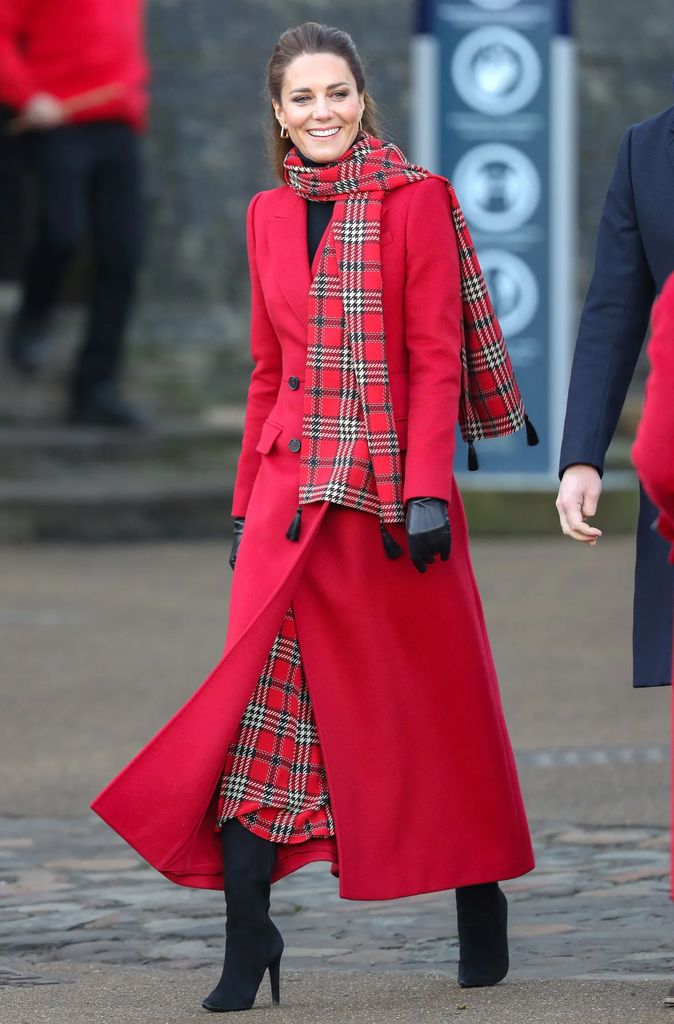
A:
[202,821,284,1012]
[269,954,281,1004]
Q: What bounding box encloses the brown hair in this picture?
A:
[266,22,380,182]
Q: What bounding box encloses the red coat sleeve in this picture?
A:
[0,0,38,111]
[631,272,674,549]
[231,192,283,518]
[402,177,462,504]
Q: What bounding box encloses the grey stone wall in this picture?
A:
[131,0,413,408]
[143,0,411,308]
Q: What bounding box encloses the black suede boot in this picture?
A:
[202,819,284,1012]
[456,882,509,988]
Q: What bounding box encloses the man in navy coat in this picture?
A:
[557,100,674,689]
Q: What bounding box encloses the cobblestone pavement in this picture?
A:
[1,815,671,983]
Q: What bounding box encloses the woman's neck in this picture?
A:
[297,150,322,168]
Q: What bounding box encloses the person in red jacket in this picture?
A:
[631,271,674,1006]
[0,0,149,426]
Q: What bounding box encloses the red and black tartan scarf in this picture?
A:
[284,133,535,535]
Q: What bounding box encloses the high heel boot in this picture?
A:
[202,819,284,1012]
[455,882,509,988]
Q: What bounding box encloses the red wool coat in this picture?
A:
[92,177,535,899]
[631,272,674,898]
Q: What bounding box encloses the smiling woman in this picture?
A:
[266,22,379,178]
[91,19,535,1017]
[272,53,364,163]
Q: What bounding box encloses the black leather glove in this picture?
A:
[405,497,451,574]
[229,517,245,571]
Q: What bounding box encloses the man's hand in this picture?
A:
[556,464,603,545]
[20,93,66,130]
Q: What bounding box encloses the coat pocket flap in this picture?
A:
[255,419,283,454]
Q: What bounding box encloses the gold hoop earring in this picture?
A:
[279,124,289,139]
[358,118,363,133]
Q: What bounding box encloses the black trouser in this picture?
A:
[19,122,143,402]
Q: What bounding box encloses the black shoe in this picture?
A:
[69,383,150,429]
[202,820,284,1012]
[5,312,50,375]
[456,883,509,988]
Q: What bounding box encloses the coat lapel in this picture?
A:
[267,188,312,329]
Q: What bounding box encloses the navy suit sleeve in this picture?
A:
[559,127,656,476]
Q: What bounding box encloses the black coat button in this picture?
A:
[288,375,300,391]
[288,438,301,453]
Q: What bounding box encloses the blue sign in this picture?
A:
[413,0,575,483]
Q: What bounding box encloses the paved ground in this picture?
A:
[1,537,672,1022]
[0,969,672,1024]
[0,816,671,978]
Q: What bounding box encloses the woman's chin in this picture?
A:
[301,131,356,163]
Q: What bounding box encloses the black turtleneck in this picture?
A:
[299,150,335,267]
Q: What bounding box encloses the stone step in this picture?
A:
[0,475,235,542]
[0,412,245,476]
[0,415,245,540]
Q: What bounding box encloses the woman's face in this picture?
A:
[273,52,365,163]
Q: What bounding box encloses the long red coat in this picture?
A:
[92,177,534,899]
[631,271,674,898]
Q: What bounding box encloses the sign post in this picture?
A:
[412,0,576,486]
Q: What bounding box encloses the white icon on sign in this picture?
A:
[452,145,541,233]
[468,0,523,10]
[451,27,541,115]
[479,250,539,338]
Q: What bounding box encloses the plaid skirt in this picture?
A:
[216,604,335,843]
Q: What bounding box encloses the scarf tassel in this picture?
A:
[380,522,403,560]
[525,414,540,447]
[467,417,538,470]
[286,506,302,542]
